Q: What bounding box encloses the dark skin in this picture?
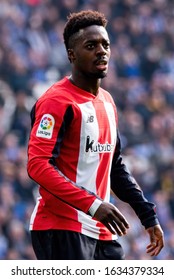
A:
[68,25,110,95]
[68,25,164,256]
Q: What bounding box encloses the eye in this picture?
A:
[86,43,95,50]
[103,42,110,50]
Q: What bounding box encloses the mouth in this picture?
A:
[95,60,108,71]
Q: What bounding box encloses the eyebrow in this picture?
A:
[84,38,110,44]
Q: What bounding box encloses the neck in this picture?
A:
[69,74,100,96]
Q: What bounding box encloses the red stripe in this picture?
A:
[93,98,113,239]
[92,99,112,199]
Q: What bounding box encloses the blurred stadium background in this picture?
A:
[0,0,174,260]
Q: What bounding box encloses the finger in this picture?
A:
[147,246,160,257]
[112,209,130,228]
[111,219,128,235]
[111,210,129,232]
[146,242,158,256]
[107,215,129,235]
[146,243,156,254]
[152,239,164,256]
[109,221,124,236]
[103,222,117,235]
[146,240,163,256]
[118,216,130,229]
[102,220,125,236]
[146,241,156,250]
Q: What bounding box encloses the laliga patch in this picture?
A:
[36,114,55,139]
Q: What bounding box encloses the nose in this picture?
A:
[96,44,107,55]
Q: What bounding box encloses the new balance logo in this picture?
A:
[85,136,114,153]
[86,115,94,123]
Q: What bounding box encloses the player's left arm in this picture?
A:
[110,130,164,255]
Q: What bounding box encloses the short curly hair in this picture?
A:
[63,10,108,50]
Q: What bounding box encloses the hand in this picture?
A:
[146,224,164,256]
[93,202,129,236]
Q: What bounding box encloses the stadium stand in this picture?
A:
[0,0,174,259]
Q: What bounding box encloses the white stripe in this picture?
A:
[88,198,103,216]
[77,210,100,239]
[76,101,99,194]
[103,102,117,202]
[76,101,118,240]
[77,210,118,240]
[103,102,117,146]
[29,197,41,230]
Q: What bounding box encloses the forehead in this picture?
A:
[75,25,109,43]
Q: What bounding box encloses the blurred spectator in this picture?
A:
[0,0,174,259]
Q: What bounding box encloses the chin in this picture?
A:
[94,71,107,79]
[86,71,107,79]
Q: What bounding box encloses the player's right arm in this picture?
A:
[27,96,100,215]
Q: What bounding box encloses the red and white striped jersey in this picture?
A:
[27,77,118,240]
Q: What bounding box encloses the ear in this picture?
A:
[67,49,75,63]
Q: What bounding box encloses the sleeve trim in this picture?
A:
[88,199,103,217]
